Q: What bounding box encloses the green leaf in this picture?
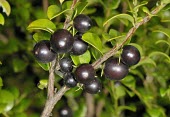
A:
[119,104,136,112]
[74,100,87,117]
[0,61,2,65]
[121,75,136,89]
[111,0,121,9]
[148,51,170,61]
[12,58,28,73]
[0,90,14,113]
[47,5,61,20]
[0,0,11,16]
[153,27,170,39]
[115,85,126,99]
[133,1,148,11]
[160,87,167,97]
[37,62,50,71]
[27,19,56,33]
[38,79,48,90]
[162,0,170,4]
[76,2,88,14]
[147,108,162,117]
[131,57,156,69]
[33,32,51,42]
[0,13,4,25]
[8,87,20,100]
[0,77,3,87]
[82,32,103,54]
[103,14,134,26]
[71,50,91,66]
[155,40,170,46]
[59,0,65,4]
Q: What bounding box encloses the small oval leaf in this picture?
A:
[33,32,51,42]
[71,50,91,66]
[0,0,11,16]
[27,19,56,33]
[0,13,4,25]
[148,51,170,61]
[82,32,103,54]
[103,14,134,26]
[47,5,61,20]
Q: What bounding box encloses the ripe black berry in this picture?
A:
[59,106,72,117]
[84,78,102,94]
[71,35,88,55]
[74,64,95,84]
[104,58,129,80]
[121,45,140,66]
[64,73,77,88]
[50,29,74,53]
[59,57,73,73]
[73,14,92,33]
[33,40,56,63]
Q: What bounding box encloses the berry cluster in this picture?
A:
[32,14,141,95]
[104,45,141,80]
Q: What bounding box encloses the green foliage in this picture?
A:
[0,0,170,117]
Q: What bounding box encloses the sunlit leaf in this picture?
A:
[162,0,170,4]
[47,5,61,20]
[74,100,87,117]
[0,13,4,25]
[82,32,103,54]
[33,32,51,42]
[71,50,91,66]
[115,85,126,99]
[0,0,11,16]
[38,79,48,90]
[111,0,121,9]
[160,88,167,97]
[27,19,56,33]
[59,0,65,4]
[103,14,135,26]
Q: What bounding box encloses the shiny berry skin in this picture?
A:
[33,40,56,63]
[50,29,74,53]
[74,64,95,84]
[59,57,73,73]
[84,78,102,94]
[104,58,129,80]
[73,14,92,33]
[71,35,88,55]
[121,45,140,66]
[64,73,77,88]
[59,106,72,117]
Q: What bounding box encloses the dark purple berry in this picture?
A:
[33,40,56,63]
[50,29,74,53]
[59,57,73,73]
[104,58,129,80]
[73,14,92,33]
[121,45,140,66]
[74,64,95,84]
[71,35,88,55]
[64,73,77,88]
[84,78,102,94]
